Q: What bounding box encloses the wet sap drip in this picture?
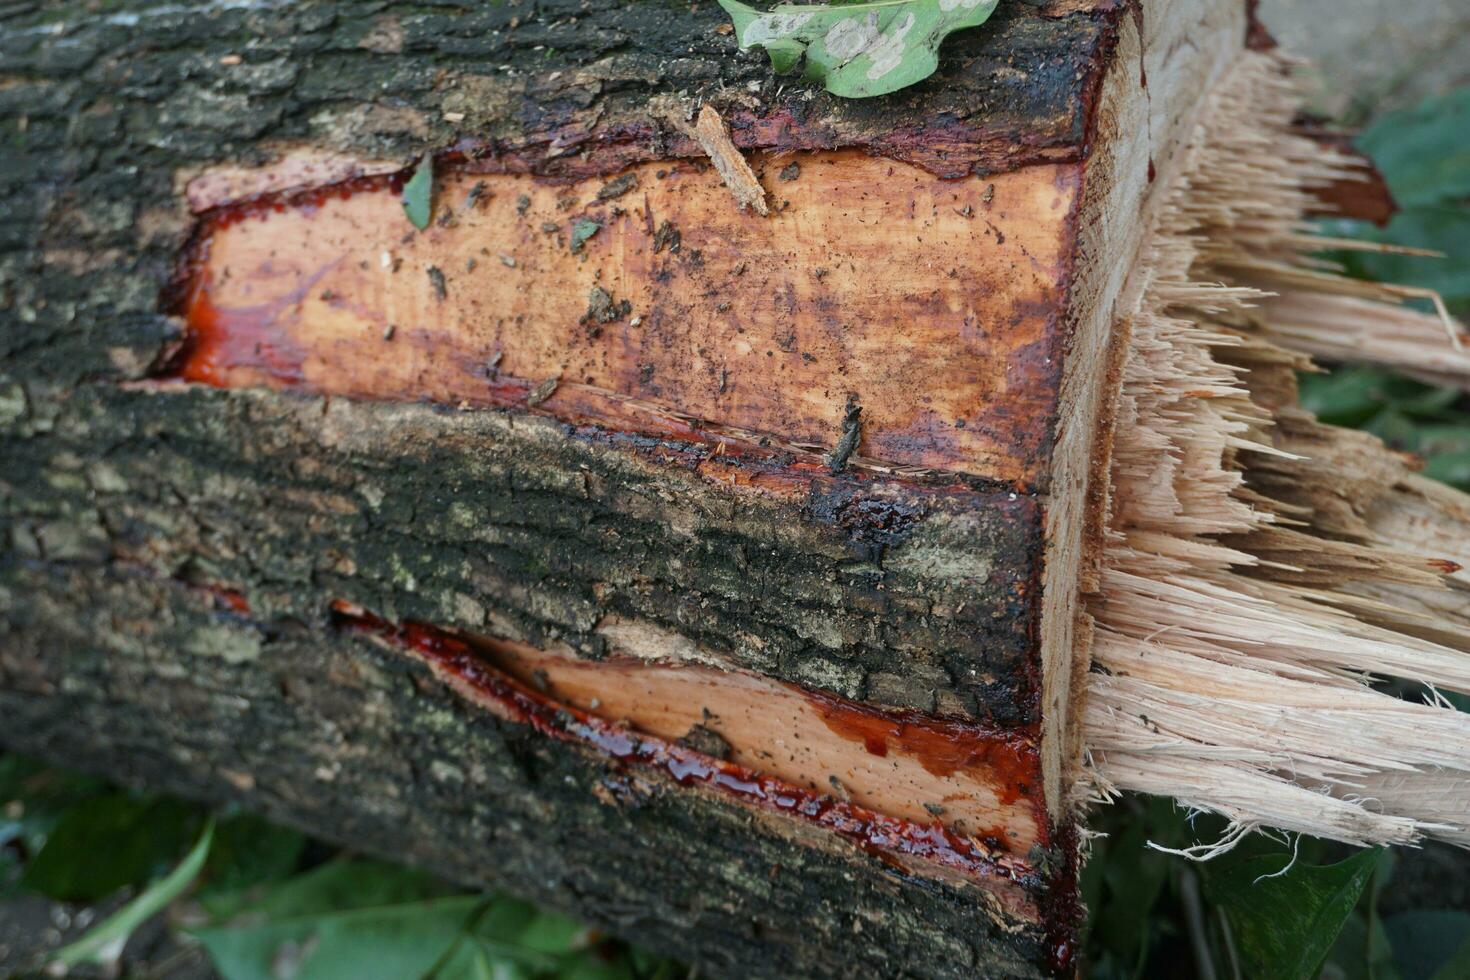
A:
[1040,821,1083,975]
[330,603,1043,890]
[806,689,1042,809]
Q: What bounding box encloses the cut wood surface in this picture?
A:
[175,150,1076,484]
[340,601,1047,851]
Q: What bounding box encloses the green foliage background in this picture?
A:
[2,82,1468,980]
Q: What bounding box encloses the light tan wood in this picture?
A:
[178,151,1077,486]
[481,628,1046,854]
[1038,0,1248,819]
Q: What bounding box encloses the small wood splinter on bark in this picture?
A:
[693,105,769,217]
[526,374,560,406]
[825,395,862,473]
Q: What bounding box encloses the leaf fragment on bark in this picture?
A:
[402,154,434,230]
[719,0,1001,99]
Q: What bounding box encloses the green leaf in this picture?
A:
[195,893,479,980]
[1366,408,1424,451]
[1357,88,1470,208]
[432,939,506,980]
[1424,449,1470,491]
[439,892,664,980]
[719,0,1001,98]
[20,793,200,902]
[195,859,472,980]
[0,755,108,894]
[196,894,484,980]
[212,857,456,921]
[1298,367,1397,427]
[403,154,434,230]
[1203,847,1381,980]
[570,219,602,254]
[1430,929,1470,980]
[48,816,215,972]
[197,812,307,915]
[479,899,593,957]
[1366,849,1400,980]
[1322,209,1470,306]
[1090,817,1173,969]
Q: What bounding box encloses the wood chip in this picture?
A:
[825,396,862,473]
[526,375,560,406]
[693,105,768,217]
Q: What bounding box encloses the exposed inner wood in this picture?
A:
[1037,0,1247,821]
[329,600,1047,885]
[362,606,1046,851]
[175,150,1076,487]
[507,647,1043,851]
[1083,49,1470,850]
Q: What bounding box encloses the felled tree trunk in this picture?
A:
[6,1,1469,977]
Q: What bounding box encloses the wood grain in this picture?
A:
[449,616,1047,853]
[178,151,1079,488]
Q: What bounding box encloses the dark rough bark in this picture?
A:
[3,384,1043,722]
[0,563,1050,980]
[0,0,1108,726]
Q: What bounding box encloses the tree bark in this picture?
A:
[1,561,1060,978]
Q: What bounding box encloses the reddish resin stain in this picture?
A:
[191,582,251,614]
[807,690,1042,809]
[1040,820,1084,976]
[171,171,405,389]
[330,602,1042,892]
[178,272,312,388]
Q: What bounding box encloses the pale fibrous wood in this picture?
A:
[1081,50,1470,851]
